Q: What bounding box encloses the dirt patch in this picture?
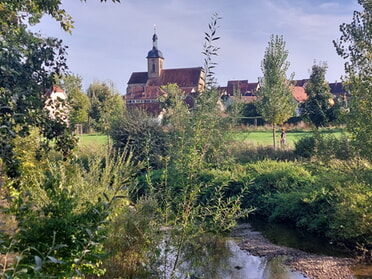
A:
[231,223,356,279]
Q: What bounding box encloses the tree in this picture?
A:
[87,81,124,134]
[1,2,71,177]
[256,35,297,149]
[333,0,372,161]
[0,0,122,177]
[58,74,90,128]
[300,62,335,128]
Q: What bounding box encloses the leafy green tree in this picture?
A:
[333,0,372,161]
[0,0,121,177]
[87,81,124,134]
[0,1,72,177]
[58,74,90,127]
[256,35,297,149]
[300,62,335,128]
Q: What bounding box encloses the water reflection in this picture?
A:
[172,237,306,279]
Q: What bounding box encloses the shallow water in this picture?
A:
[169,237,306,279]
[247,218,372,279]
[157,219,372,279]
[215,240,307,279]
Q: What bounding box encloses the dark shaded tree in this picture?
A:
[300,62,335,128]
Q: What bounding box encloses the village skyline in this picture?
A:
[31,0,360,94]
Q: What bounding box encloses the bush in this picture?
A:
[242,159,372,256]
[109,108,167,168]
[294,136,316,158]
[243,160,315,215]
[294,132,354,161]
[1,152,136,278]
[229,142,297,163]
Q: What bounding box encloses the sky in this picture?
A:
[31,0,361,95]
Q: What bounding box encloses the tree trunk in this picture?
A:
[272,124,276,149]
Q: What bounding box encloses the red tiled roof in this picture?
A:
[291,86,308,102]
[160,67,203,87]
[128,72,148,84]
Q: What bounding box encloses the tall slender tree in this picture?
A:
[256,35,297,149]
[333,0,372,161]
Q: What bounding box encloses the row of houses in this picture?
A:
[125,31,347,116]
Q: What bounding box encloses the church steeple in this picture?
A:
[147,25,164,78]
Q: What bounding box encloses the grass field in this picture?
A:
[78,128,346,149]
[233,128,345,148]
[78,133,108,146]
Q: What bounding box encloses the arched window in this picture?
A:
[152,63,155,73]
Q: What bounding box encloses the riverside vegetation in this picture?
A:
[2,109,371,278]
[1,5,372,279]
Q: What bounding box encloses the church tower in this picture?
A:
[147,27,164,79]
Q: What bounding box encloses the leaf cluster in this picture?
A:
[202,13,221,90]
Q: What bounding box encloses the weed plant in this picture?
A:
[0,150,138,278]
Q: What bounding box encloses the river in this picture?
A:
[167,219,372,279]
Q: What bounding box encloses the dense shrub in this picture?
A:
[243,161,315,216]
[1,152,136,278]
[294,132,354,161]
[229,142,297,163]
[242,159,372,255]
[109,108,167,168]
[294,136,316,158]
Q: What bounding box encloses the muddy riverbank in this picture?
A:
[231,223,357,279]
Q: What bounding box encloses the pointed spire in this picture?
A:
[147,25,163,59]
[152,24,158,49]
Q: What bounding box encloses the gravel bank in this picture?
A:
[231,223,356,279]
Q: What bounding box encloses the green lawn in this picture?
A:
[78,133,108,147]
[233,128,346,148]
[77,128,346,149]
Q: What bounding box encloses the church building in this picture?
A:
[125,31,205,115]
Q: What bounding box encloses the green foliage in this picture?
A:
[229,142,296,163]
[300,62,335,128]
[87,81,124,134]
[256,34,297,148]
[0,0,80,178]
[241,159,372,254]
[294,131,355,161]
[294,136,316,158]
[333,0,372,161]
[110,108,167,168]
[230,102,265,126]
[101,197,161,278]
[0,151,137,278]
[57,74,90,127]
[202,13,221,90]
[244,161,315,216]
